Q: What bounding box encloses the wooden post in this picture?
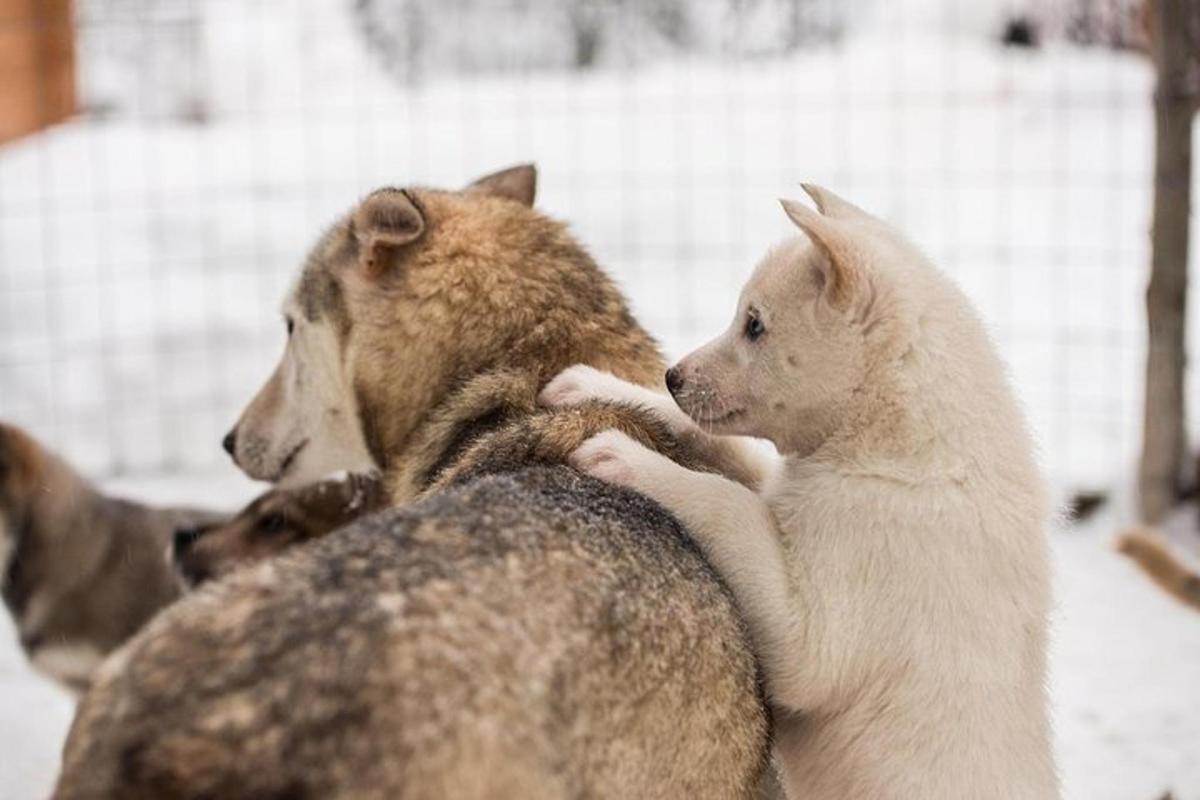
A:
[0,0,76,145]
[1138,0,1199,522]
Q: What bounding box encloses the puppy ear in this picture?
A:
[780,198,861,311]
[465,163,537,207]
[349,472,387,512]
[799,183,872,221]
[297,474,376,532]
[0,423,27,482]
[0,425,10,483]
[352,188,425,279]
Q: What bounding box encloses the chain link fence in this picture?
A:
[0,0,1183,491]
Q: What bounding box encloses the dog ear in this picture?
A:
[799,183,872,221]
[780,198,861,310]
[0,425,9,483]
[0,423,43,497]
[465,163,537,207]
[352,189,426,279]
[0,423,25,484]
[294,474,377,533]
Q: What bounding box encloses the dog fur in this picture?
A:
[0,422,221,692]
[54,166,770,800]
[544,185,1058,799]
[1116,526,1200,612]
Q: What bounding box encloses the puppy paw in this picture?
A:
[539,365,630,408]
[568,429,655,487]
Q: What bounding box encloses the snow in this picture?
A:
[1052,507,1200,800]
[2,0,1199,797]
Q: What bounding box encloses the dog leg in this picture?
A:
[540,364,692,431]
[544,365,777,490]
[571,430,811,709]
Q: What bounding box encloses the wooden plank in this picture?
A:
[0,0,76,145]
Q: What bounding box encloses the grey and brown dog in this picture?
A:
[54,166,771,799]
[0,423,220,692]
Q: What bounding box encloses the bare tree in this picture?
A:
[1138,0,1200,522]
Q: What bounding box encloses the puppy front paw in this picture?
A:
[539,364,654,410]
[539,364,620,408]
[568,429,655,487]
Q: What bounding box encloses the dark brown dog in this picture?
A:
[171,472,387,587]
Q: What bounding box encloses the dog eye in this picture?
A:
[258,513,288,534]
[285,317,295,336]
[744,312,765,341]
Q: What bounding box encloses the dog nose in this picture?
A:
[173,525,204,556]
[665,366,684,396]
[222,428,237,457]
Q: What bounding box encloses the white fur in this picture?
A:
[545,186,1057,799]
[32,643,104,691]
[231,295,377,487]
[539,365,689,432]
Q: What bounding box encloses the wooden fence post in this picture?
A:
[1138,0,1199,522]
[0,0,76,145]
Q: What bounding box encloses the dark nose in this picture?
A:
[173,525,205,557]
[222,428,237,457]
[665,366,684,396]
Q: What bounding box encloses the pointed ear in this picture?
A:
[0,426,10,483]
[465,163,537,207]
[352,188,425,279]
[799,183,872,221]
[780,198,860,310]
[301,473,384,530]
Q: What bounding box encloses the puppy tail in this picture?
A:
[1114,526,1200,613]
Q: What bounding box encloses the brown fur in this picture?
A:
[55,166,770,799]
[1116,526,1200,612]
[344,184,664,477]
[391,365,763,502]
[172,472,388,587]
[0,422,221,692]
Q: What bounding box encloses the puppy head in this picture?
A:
[225,164,539,486]
[667,186,915,454]
[172,472,386,587]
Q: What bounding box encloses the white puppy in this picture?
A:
[540,186,1057,799]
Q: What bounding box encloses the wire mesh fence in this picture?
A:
[0,0,1186,489]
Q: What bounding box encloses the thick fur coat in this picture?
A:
[545,185,1058,799]
[53,167,770,799]
[0,423,221,692]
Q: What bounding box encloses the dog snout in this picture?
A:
[173,525,206,557]
[665,365,685,397]
[222,428,238,458]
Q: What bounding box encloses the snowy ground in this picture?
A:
[1051,503,1200,800]
[2,474,1198,800]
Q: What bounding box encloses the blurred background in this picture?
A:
[0,1,1197,798]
